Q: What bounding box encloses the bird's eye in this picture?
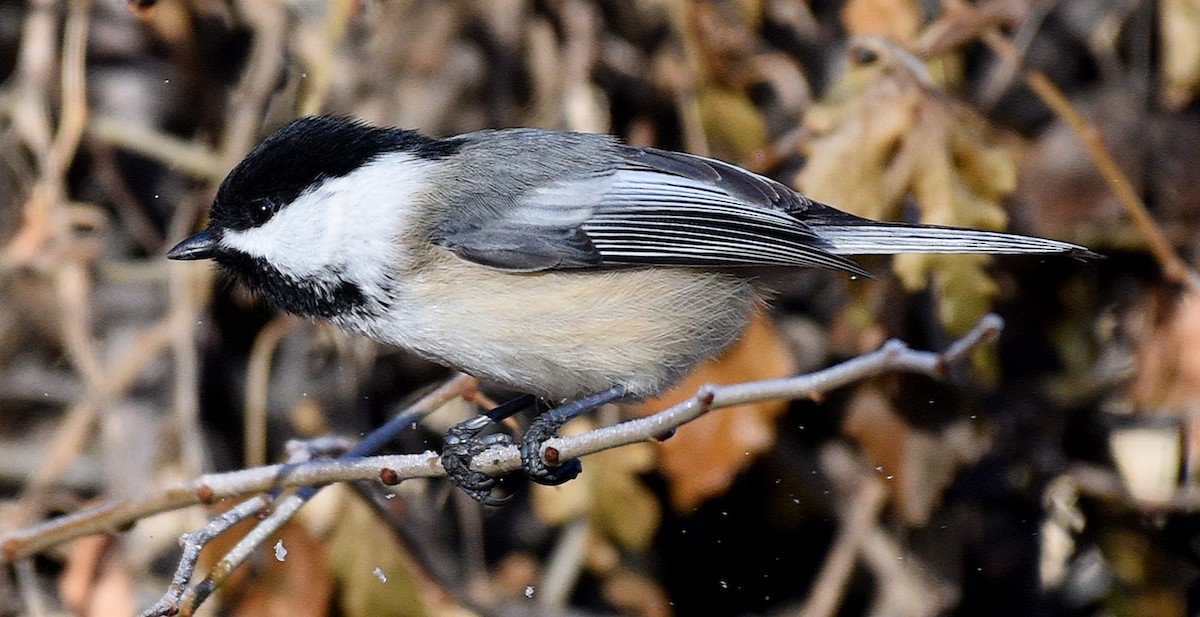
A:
[248,198,275,226]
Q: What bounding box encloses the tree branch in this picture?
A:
[3,315,1007,616]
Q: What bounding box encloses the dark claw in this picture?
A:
[443,389,624,501]
[473,487,515,507]
[519,385,628,487]
[441,419,513,504]
[520,413,582,486]
[441,394,537,505]
[479,433,512,448]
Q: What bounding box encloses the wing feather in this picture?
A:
[433,130,866,275]
[582,158,869,274]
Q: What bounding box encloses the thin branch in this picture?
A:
[10,0,57,160]
[13,560,49,617]
[145,313,1004,616]
[141,377,478,617]
[48,0,89,181]
[1012,58,1196,289]
[221,0,288,167]
[9,320,174,527]
[2,317,1001,566]
[538,518,591,609]
[797,471,887,617]
[84,140,165,252]
[4,315,1004,615]
[243,316,301,468]
[932,0,1200,291]
[87,117,226,182]
[138,496,274,617]
[793,444,954,617]
[169,491,303,617]
[1,374,475,563]
[524,314,1003,473]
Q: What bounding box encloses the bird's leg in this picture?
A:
[441,393,536,505]
[520,385,628,486]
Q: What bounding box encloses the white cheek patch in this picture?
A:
[220,152,437,284]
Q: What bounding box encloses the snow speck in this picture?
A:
[373,567,387,583]
[273,539,287,562]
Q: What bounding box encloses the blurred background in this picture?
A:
[1,0,1199,615]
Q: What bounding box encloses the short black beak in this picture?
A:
[167,229,218,260]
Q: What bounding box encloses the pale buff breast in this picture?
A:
[344,251,764,400]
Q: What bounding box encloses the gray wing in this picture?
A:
[584,146,865,273]
[433,132,868,276]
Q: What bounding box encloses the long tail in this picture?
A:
[809,221,1097,258]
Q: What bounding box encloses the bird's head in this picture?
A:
[167,115,456,318]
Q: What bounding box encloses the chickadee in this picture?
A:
[168,115,1091,503]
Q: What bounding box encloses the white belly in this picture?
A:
[339,254,762,399]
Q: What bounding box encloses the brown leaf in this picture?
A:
[533,418,661,552]
[225,519,333,617]
[304,485,431,617]
[699,85,769,161]
[841,0,922,41]
[1123,288,1200,478]
[637,311,798,512]
[841,386,909,492]
[1127,290,1200,411]
[196,503,333,617]
[842,385,989,524]
[59,535,135,617]
[798,36,1019,334]
[1161,0,1200,110]
[602,569,673,617]
[492,552,540,601]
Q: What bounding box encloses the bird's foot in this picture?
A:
[441,414,517,506]
[520,413,583,486]
[518,385,629,487]
[443,387,626,504]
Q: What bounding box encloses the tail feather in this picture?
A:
[810,222,1097,258]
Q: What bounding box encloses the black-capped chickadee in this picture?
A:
[168,115,1092,503]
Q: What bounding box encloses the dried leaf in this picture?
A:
[225,519,333,617]
[842,385,989,524]
[59,536,135,617]
[798,36,1019,334]
[1122,289,1200,478]
[841,386,909,492]
[533,418,661,551]
[492,552,540,601]
[1161,0,1200,109]
[637,312,797,512]
[305,485,430,617]
[699,85,769,160]
[602,569,672,617]
[841,0,922,41]
[1127,290,1200,409]
[198,507,333,617]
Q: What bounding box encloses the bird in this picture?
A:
[167,115,1092,503]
